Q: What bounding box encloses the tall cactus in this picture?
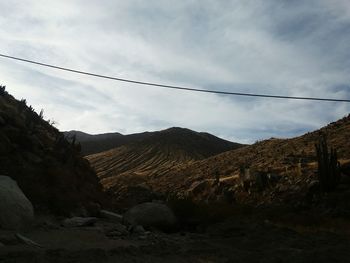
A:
[315,136,340,192]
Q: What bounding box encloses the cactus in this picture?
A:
[315,136,340,192]
[0,85,6,96]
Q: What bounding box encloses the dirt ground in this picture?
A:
[0,213,349,263]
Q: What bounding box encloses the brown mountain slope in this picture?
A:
[0,86,103,214]
[150,115,350,197]
[64,130,152,156]
[86,127,243,206]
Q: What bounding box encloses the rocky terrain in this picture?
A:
[1,207,349,263]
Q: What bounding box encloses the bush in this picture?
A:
[315,136,340,192]
[0,85,6,96]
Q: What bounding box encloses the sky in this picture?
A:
[0,0,350,143]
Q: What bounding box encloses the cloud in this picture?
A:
[0,0,349,143]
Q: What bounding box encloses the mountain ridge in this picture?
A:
[66,127,241,156]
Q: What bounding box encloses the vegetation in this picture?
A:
[315,135,341,192]
[0,85,6,96]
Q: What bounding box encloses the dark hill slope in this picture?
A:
[0,86,103,214]
[64,130,152,155]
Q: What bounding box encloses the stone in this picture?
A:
[123,202,177,230]
[0,176,34,229]
[100,210,123,223]
[62,217,97,227]
[132,225,145,235]
[105,222,128,236]
[15,233,43,248]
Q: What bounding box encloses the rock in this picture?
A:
[15,233,43,248]
[138,235,147,240]
[62,217,97,227]
[0,242,4,247]
[0,176,34,229]
[105,222,128,235]
[132,225,145,235]
[105,222,129,238]
[123,202,177,230]
[100,210,123,223]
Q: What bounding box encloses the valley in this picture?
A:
[1,87,350,262]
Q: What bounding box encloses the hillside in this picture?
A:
[87,127,243,207]
[64,130,152,155]
[150,115,350,201]
[0,86,103,214]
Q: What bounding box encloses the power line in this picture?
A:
[0,53,349,103]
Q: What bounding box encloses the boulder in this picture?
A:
[0,176,34,229]
[132,225,145,235]
[123,202,176,230]
[100,210,123,223]
[105,222,129,238]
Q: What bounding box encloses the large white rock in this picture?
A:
[123,202,176,229]
[0,176,34,229]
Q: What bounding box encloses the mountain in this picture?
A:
[86,127,244,208]
[64,130,152,155]
[0,87,103,214]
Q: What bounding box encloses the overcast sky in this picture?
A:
[1,0,350,143]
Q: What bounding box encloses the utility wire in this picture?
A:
[0,53,349,103]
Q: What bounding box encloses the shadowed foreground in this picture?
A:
[0,213,349,263]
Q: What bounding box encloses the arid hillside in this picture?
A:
[0,87,103,214]
[151,115,350,198]
[87,114,350,208]
[87,127,243,207]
